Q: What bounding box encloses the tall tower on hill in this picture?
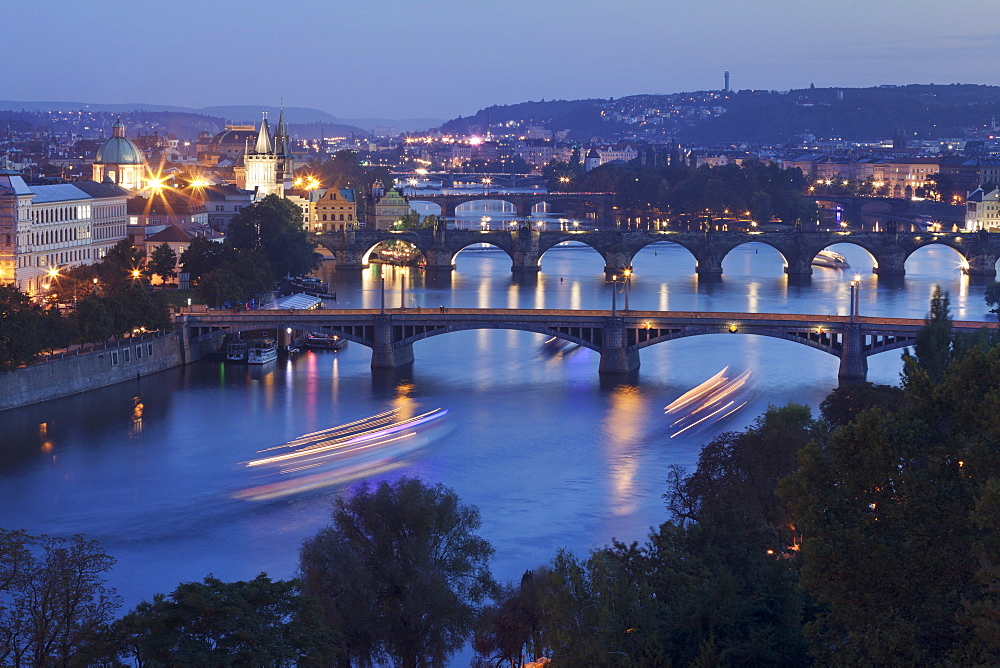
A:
[724,70,730,93]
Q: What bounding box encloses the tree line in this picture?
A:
[0,241,173,372]
[4,290,1000,665]
[544,159,818,225]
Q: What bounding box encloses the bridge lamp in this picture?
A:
[728,323,739,333]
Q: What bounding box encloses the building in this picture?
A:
[312,188,358,232]
[144,225,194,283]
[126,191,208,251]
[371,187,411,230]
[965,187,1000,231]
[0,170,130,295]
[72,181,129,260]
[91,118,148,190]
[243,110,293,200]
[199,184,252,231]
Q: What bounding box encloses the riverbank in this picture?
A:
[0,329,221,411]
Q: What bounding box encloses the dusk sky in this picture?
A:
[6,0,1000,121]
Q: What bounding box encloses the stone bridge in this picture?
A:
[176,308,996,384]
[319,226,1000,278]
[405,191,614,220]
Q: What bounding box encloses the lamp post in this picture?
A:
[849,275,861,321]
[482,177,491,196]
[400,268,407,309]
[623,268,632,312]
[380,275,386,314]
[611,275,618,317]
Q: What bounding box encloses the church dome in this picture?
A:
[95,118,145,165]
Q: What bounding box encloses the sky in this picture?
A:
[5,0,1000,122]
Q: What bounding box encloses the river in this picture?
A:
[0,234,991,640]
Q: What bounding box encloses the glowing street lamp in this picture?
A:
[623,268,632,311]
[400,268,408,309]
[482,177,492,195]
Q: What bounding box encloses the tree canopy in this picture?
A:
[300,478,496,668]
[225,194,319,278]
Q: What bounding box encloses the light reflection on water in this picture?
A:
[0,239,993,619]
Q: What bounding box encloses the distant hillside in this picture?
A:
[0,101,442,135]
[439,84,1000,144]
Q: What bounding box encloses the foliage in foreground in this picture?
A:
[300,477,497,668]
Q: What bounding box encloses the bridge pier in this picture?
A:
[783,256,814,278]
[965,252,997,279]
[603,250,632,280]
[872,252,905,277]
[838,322,868,385]
[371,315,414,369]
[695,258,723,279]
[599,317,640,374]
[511,225,541,273]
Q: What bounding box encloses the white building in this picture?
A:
[91,118,148,190]
[0,170,129,295]
[965,187,1000,231]
[243,110,294,201]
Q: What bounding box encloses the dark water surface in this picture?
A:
[0,242,991,615]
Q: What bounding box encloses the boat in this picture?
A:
[304,333,348,351]
[664,367,754,438]
[226,339,248,362]
[284,276,336,300]
[235,407,451,500]
[813,250,850,269]
[247,339,278,364]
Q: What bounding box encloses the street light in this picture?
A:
[400,268,408,309]
[623,268,632,311]
[482,177,492,195]
[849,275,861,320]
[611,275,618,317]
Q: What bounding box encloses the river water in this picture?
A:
[0,234,992,627]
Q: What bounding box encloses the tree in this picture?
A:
[196,249,274,308]
[99,238,146,285]
[749,190,772,224]
[300,478,496,668]
[0,529,121,666]
[226,194,319,278]
[0,285,70,370]
[148,242,178,284]
[780,343,1000,665]
[180,235,226,286]
[985,281,1000,317]
[395,209,423,230]
[818,381,904,427]
[113,574,334,666]
[913,284,952,382]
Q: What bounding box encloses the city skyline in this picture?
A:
[6,0,1000,120]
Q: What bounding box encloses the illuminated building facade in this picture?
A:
[244,110,293,200]
[372,187,411,230]
[965,187,1000,231]
[312,188,358,232]
[91,118,148,190]
[0,170,128,295]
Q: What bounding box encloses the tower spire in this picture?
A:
[254,109,273,154]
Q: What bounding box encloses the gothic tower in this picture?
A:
[244,111,282,200]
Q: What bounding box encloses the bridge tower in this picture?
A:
[599,316,640,374]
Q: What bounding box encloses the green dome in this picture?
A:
[95,118,144,165]
[95,136,144,165]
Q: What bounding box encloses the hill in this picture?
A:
[438,84,1000,144]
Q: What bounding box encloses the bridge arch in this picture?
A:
[358,232,427,265]
[718,240,791,275]
[448,239,516,266]
[902,240,970,273]
[808,240,880,272]
[396,322,602,352]
[629,238,700,273]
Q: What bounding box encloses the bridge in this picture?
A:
[404,191,614,220]
[176,308,997,384]
[393,172,546,189]
[320,226,1000,278]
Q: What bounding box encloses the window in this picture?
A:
[136,345,143,359]
[111,351,119,366]
[147,343,153,356]
[123,348,130,363]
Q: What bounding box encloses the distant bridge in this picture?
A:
[319,226,1000,278]
[176,308,997,384]
[393,172,546,188]
[404,191,614,220]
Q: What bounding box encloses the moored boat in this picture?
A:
[304,333,347,351]
[247,339,278,364]
[226,339,248,362]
